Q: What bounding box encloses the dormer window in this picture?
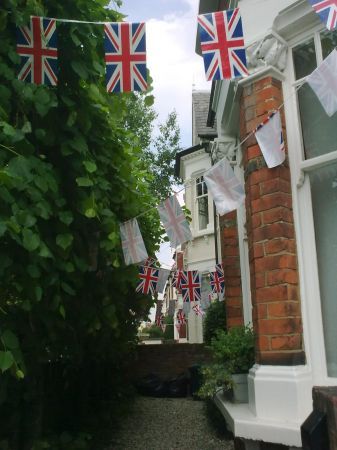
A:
[196,175,209,230]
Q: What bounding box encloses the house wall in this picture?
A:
[239,77,304,366]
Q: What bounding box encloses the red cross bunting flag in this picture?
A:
[104,22,147,93]
[307,49,337,117]
[136,266,159,295]
[172,270,183,291]
[204,157,245,216]
[255,111,286,168]
[192,303,205,317]
[210,263,225,294]
[120,218,148,266]
[197,9,248,81]
[157,196,192,248]
[180,271,201,303]
[308,0,337,30]
[16,16,58,86]
[155,313,164,327]
[177,309,187,324]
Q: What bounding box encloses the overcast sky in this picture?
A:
[109,0,210,148]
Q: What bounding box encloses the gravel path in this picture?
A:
[109,396,234,450]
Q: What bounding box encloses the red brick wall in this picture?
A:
[131,343,212,379]
[220,211,244,328]
[240,76,305,365]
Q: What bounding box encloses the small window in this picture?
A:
[320,29,337,59]
[293,38,317,80]
[196,176,209,230]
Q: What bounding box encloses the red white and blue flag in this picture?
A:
[136,265,159,295]
[308,0,337,30]
[172,270,183,291]
[120,218,148,266]
[104,22,147,93]
[197,9,248,81]
[180,271,201,303]
[210,264,225,294]
[16,16,58,86]
[192,303,205,316]
[177,309,187,324]
[158,196,192,248]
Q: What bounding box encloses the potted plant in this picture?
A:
[199,325,255,403]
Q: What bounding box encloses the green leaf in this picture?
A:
[144,95,155,107]
[84,208,96,218]
[22,229,40,252]
[0,351,14,372]
[56,233,73,250]
[83,161,97,173]
[27,264,40,278]
[16,370,25,379]
[59,211,74,225]
[61,282,76,296]
[39,243,53,258]
[0,223,6,237]
[76,177,93,187]
[1,330,19,350]
[71,60,88,79]
[59,305,66,319]
[35,286,43,302]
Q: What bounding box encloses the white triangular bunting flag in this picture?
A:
[157,195,192,248]
[307,49,337,117]
[156,269,170,293]
[204,158,245,216]
[255,111,286,168]
[120,218,148,265]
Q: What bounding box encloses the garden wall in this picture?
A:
[131,343,212,380]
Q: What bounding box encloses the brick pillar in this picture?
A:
[240,76,305,365]
[220,211,244,329]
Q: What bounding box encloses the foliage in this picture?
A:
[163,315,174,340]
[0,0,162,447]
[148,325,164,339]
[143,111,182,200]
[198,325,255,399]
[210,325,255,374]
[203,300,227,345]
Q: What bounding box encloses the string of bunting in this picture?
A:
[9,4,337,309]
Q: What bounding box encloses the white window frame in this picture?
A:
[191,170,214,236]
[195,174,209,231]
[283,24,337,384]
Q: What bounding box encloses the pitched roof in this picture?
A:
[192,91,217,145]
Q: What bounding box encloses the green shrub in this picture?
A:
[148,325,164,338]
[203,301,227,344]
[163,315,174,340]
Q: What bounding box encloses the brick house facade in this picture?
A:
[197,0,337,448]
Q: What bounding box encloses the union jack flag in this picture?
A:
[308,0,337,30]
[172,270,183,291]
[192,303,205,317]
[204,157,245,216]
[16,16,58,86]
[104,22,147,93]
[155,313,164,327]
[157,196,192,248]
[176,309,187,324]
[120,218,148,266]
[136,265,159,295]
[210,264,225,294]
[198,9,248,81]
[180,271,201,303]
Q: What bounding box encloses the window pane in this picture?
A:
[293,38,317,80]
[198,196,209,230]
[298,83,337,159]
[310,162,337,377]
[196,180,203,196]
[321,30,337,59]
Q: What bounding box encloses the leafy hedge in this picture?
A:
[0,0,162,447]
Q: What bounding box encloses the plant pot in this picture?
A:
[231,373,248,404]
